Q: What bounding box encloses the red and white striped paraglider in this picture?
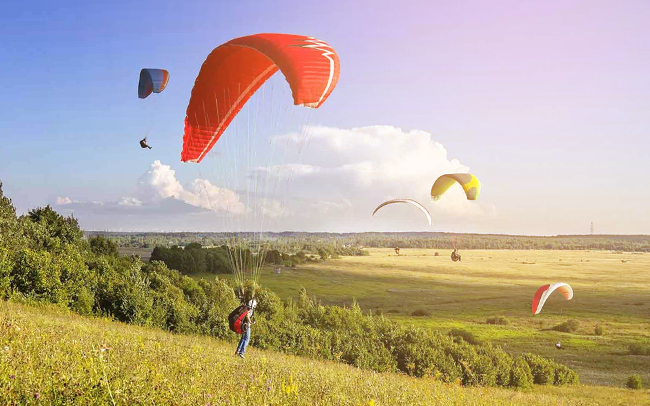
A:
[532,283,573,315]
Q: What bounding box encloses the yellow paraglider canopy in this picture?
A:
[431,174,481,201]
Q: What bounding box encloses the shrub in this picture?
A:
[509,356,533,388]
[522,354,555,385]
[411,309,430,317]
[449,329,482,346]
[10,249,65,303]
[554,364,579,385]
[486,316,510,325]
[628,342,650,356]
[434,252,439,256]
[594,324,604,336]
[627,374,642,389]
[0,248,13,299]
[552,319,580,333]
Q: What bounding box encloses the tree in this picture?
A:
[0,181,23,249]
[318,248,330,261]
[24,205,84,247]
[89,235,119,257]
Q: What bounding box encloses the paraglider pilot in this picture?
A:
[394,247,400,255]
[235,298,257,358]
[451,248,461,262]
[139,137,152,149]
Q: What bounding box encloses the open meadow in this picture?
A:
[194,249,650,388]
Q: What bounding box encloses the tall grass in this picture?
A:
[1,301,647,406]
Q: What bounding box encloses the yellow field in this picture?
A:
[250,249,650,387]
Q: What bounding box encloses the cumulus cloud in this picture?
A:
[265,125,491,225]
[54,161,246,223]
[56,196,73,205]
[136,161,246,214]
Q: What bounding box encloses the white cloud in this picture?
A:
[136,160,246,214]
[260,199,291,218]
[56,196,73,205]
[265,125,491,226]
[118,197,142,207]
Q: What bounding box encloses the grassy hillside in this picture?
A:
[1,301,648,406]
[192,249,650,387]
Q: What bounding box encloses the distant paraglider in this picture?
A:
[532,283,573,315]
[394,247,400,255]
[138,68,170,99]
[450,237,462,262]
[139,137,152,149]
[372,199,432,226]
[431,173,481,201]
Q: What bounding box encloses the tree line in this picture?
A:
[88,231,650,252]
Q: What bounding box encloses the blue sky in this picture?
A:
[1,0,649,234]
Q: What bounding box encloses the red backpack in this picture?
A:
[228,305,249,334]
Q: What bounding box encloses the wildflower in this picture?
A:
[266,386,271,391]
[3,346,8,351]
[9,375,15,379]
[34,393,40,400]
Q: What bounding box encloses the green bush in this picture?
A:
[554,364,579,385]
[486,316,510,325]
[10,249,65,304]
[522,354,555,385]
[628,342,650,356]
[510,356,533,388]
[626,374,642,389]
[0,248,13,299]
[449,329,482,346]
[594,324,604,336]
[552,319,580,333]
[411,309,430,317]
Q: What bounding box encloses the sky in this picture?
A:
[0,0,648,235]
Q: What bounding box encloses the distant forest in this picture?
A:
[86,231,650,252]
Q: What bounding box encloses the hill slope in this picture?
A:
[1,301,647,405]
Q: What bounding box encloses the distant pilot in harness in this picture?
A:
[451,248,461,262]
[140,137,152,149]
[394,247,400,255]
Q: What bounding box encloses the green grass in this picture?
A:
[2,300,649,405]
[193,249,650,387]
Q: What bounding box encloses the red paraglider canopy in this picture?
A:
[182,33,340,163]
